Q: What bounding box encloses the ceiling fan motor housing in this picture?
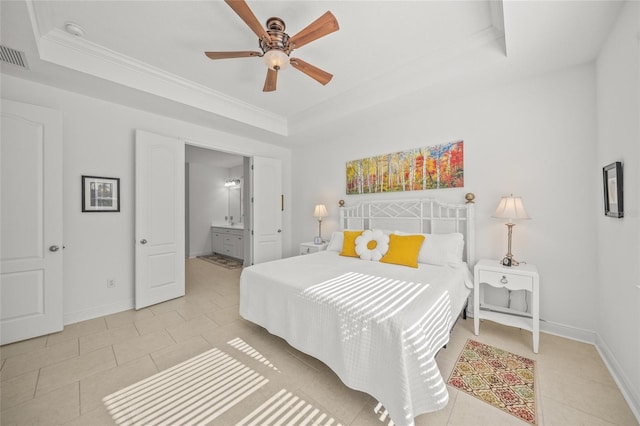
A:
[260,17,291,55]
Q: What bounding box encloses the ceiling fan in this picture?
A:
[205,0,339,92]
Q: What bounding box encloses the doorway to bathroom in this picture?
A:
[185,145,249,265]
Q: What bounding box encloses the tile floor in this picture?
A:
[1,258,637,426]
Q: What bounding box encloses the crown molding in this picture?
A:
[25,1,287,136]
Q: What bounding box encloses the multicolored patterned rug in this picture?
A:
[447,339,537,425]
[198,253,243,269]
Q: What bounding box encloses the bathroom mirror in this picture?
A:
[228,180,242,224]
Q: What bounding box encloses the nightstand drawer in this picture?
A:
[478,269,533,291]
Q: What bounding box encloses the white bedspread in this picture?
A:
[239,251,472,426]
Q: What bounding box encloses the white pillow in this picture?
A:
[355,229,390,261]
[371,228,393,235]
[326,231,344,252]
[395,231,464,265]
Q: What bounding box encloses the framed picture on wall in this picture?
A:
[602,162,623,218]
[82,175,120,212]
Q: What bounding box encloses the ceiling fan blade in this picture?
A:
[224,0,270,42]
[289,11,339,50]
[263,68,278,92]
[290,58,333,85]
[205,51,262,60]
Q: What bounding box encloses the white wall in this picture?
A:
[291,63,599,337]
[595,0,640,417]
[187,163,228,257]
[1,74,292,324]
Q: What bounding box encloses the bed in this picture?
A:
[239,196,475,426]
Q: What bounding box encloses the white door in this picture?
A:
[1,100,63,345]
[251,156,282,264]
[135,130,185,309]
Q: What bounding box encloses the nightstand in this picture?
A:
[473,259,540,353]
[299,242,328,255]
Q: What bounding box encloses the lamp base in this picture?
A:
[316,219,323,245]
[501,222,523,267]
[501,255,521,267]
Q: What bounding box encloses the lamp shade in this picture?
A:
[493,195,530,221]
[313,204,328,218]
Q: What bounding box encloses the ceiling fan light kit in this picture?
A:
[263,49,289,71]
[205,0,339,92]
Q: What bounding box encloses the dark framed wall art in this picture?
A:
[82,175,120,212]
[602,162,623,218]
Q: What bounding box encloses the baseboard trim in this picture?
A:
[595,335,640,424]
[465,309,598,344]
[539,319,597,344]
[63,299,134,325]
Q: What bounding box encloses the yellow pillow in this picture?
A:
[340,230,364,257]
[380,234,425,268]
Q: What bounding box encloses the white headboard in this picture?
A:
[339,193,476,264]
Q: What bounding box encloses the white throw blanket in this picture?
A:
[239,251,471,426]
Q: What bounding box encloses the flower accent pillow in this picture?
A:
[355,229,390,261]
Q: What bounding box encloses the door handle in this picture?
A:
[277,229,282,233]
[49,245,60,252]
[140,239,148,244]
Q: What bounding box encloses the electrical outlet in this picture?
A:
[107,279,116,288]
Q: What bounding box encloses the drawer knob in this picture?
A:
[500,275,508,284]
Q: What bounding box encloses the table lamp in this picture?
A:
[493,194,530,266]
[313,204,328,244]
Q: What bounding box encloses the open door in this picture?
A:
[251,156,282,264]
[1,100,63,344]
[135,130,185,309]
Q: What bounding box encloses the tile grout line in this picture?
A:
[77,377,82,418]
[76,380,81,419]
[444,387,458,425]
[148,352,161,372]
[166,324,178,345]
[32,368,42,400]
[111,344,119,366]
[132,320,142,336]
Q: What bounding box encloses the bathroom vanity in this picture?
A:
[211,225,244,260]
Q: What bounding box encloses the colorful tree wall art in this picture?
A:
[345,140,464,194]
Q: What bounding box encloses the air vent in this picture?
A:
[0,45,29,69]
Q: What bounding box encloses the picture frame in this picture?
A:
[345,140,464,195]
[602,162,623,218]
[82,175,120,212]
